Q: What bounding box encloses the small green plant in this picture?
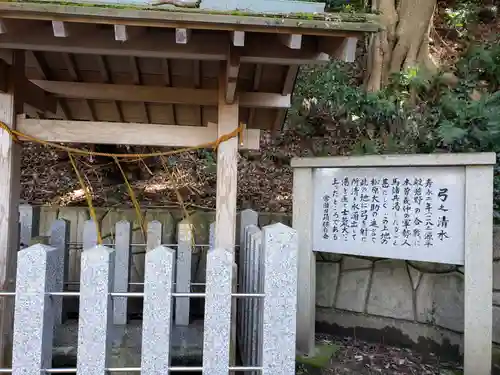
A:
[443,0,481,36]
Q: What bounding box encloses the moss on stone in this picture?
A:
[296,343,340,368]
[4,0,377,23]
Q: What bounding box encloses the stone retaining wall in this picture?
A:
[315,226,500,358]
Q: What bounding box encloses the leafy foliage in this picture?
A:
[291,43,500,219]
[443,0,480,36]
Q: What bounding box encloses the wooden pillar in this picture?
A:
[215,64,239,374]
[0,50,24,367]
[215,67,239,250]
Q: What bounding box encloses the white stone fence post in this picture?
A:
[10,215,299,374]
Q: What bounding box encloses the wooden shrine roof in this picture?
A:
[0,1,380,139]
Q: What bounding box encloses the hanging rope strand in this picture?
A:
[1,120,245,247]
[68,152,103,244]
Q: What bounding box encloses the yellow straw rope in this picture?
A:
[112,156,147,242]
[68,152,103,244]
[1,122,244,158]
[1,120,245,245]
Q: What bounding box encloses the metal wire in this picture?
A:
[0,291,264,298]
[63,281,207,286]
[0,366,262,373]
[66,242,239,248]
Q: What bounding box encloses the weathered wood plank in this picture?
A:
[30,80,291,109]
[0,59,57,114]
[0,3,380,34]
[215,66,239,250]
[17,118,261,150]
[0,50,23,367]
[0,28,332,65]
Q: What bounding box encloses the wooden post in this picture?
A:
[0,50,24,367]
[215,66,239,250]
[215,64,239,375]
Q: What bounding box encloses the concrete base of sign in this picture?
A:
[296,343,340,369]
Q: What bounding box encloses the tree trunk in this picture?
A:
[365,0,438,91]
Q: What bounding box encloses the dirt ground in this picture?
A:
[297,335,462,375]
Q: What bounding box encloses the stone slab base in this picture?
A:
[53,320,203,368]
[316,308,463,360]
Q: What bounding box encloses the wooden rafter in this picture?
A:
[0,59,56,115]
[52,21,69,37]
[231,31,245,47]
[129,56,150,123]
[29,51,71,119]
[225,45,240,104]
[17,117,260,150]
[96,55,124,122]
[282,65,299,95]
[247,64,262,128]
[317,36,358,62]
[272,65,300,132]
[0,20,7,34]
[279,34,302,50]
[161,58,177,125]
[0,29,330,64]
[193,60,203,125]
[175,28,190,44]
[113,25,144,42]
[30,80,292,108]
[61,52,96,120]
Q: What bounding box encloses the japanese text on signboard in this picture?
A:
[321,177,452,248]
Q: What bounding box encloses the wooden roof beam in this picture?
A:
[0,19,39,35]
[279,34,302,50]
[225,45,240,104]
[129,56,150,123]
[247,64,262,128]
[282,65,299,95]
[271,65,300,133]
[114,25,144,42]
[52,21,69,38]
[30,80,291,109]
[0,59,57,115]
[96,55,124,122]
[318,36,358,62]
[29,51,71,119]
[161,58,177,124]
[52,21,90,38]
[16,117,261,150]
[0,29,329,64]
[175,28,191,44]
[231,31,245,47]
[62,52,96,120]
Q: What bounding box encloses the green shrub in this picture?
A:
[291,43,500,220]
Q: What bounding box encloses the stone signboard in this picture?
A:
[312,167,465,264]
[292,153,496,375]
